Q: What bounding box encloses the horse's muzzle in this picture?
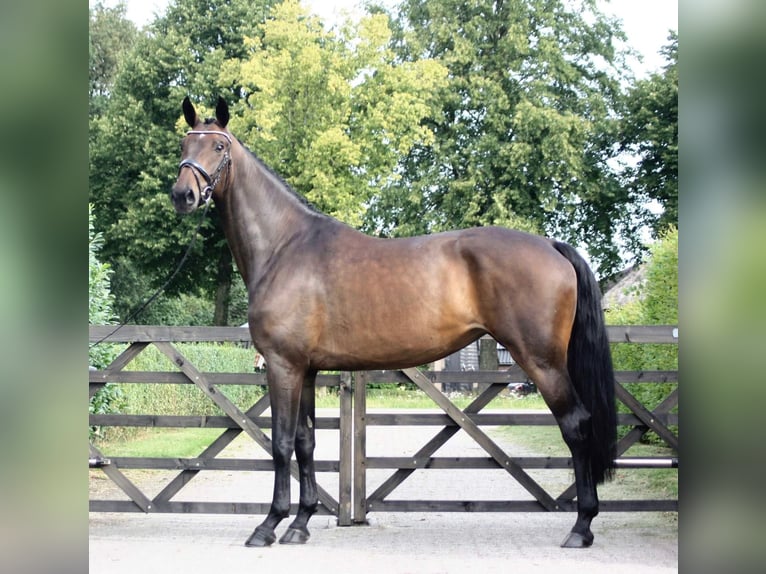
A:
[171,185,198,214]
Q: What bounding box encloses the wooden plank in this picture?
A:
[91,371,266,385]
[90,370,343,388]
[367,457,570,470]
[366,456,675,470]
[366,499,676,512]
[91,498,675,514]
[401,368,561,512]
[338,372,353,526]
[363,412,677,427]
[598,500,678,512]
[89,414,341,430]
[90,324,678,345]
[614,371,678,383]
[368,500,564,512]
[606,325,678,344]
[109,457,340,472]
[352,368,677,385]
[91,367,676,387]
[353,371,368,523]
[90,325,252,343]
[477,325,678,344]
[90,500,334,515]
[367,412,554,426]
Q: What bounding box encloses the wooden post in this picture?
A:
[353,371,368,524]
[338,372,353,526]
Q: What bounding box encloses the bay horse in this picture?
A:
[171,97,617,548]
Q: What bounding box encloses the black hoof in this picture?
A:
[245,526,277,547]
[279,526,310,545]
[560,530,594,548]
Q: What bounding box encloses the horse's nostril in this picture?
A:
[185,189,195,204]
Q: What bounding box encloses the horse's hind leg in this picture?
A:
[280,371,319,544]
[514,360,600,547]
[554,393,600,548]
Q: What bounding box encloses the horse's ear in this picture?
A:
[182,96,197,128]
[215,96,229,128]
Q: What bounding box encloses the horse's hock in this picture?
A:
[89,324,678,524]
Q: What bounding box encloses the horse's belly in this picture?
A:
[310,307,485,371]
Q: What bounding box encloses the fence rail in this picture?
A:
[89,325,678,522]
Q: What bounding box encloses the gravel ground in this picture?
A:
[89,408,678,573]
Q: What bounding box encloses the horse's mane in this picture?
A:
[241,141,321,215]
[200,115,321,215]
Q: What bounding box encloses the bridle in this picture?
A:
[178,130,233,205]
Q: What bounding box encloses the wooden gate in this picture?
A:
[89,326,353,523]
[89,325,677,523]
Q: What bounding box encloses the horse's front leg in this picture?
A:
[280,370,318,544]
[245,362,303,547]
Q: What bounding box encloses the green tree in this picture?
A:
[89,205,124,430]
[221,0,448,227]
[606,227,678,444]
[89,1,138,117]
[620,32,678,237]
[88,204,116,366]
[379,0,633,276]
[89,0,277,325]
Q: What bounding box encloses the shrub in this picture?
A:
[89,205,125,437]
[606,227,678,445]
[120,343,264,417]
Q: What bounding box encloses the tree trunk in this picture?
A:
[213,246,233,326]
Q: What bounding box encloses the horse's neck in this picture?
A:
[218,151,316,286]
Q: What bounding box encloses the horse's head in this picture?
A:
[171,96,233,214]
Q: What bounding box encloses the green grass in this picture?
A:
[495,424,678,500]
[103,428,225,457]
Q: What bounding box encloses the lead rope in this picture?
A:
[89,198,213,349]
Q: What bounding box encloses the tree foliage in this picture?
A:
[221,0,448,227]
[606,227,678,444]
[89,205,124,429]
[620,32,678,237]
[89,0,678,325]
[89,0,278,324]
[376,0,636,275]
[89,1,138,117]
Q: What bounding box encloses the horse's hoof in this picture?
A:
[245,526,277,547]
[560,530,594,548]
[279,526,310,545]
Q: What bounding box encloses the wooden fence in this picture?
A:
[89,325,678,524]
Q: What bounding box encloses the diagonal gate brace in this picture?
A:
[401,368,561,512]
[368,380,507,502]
[90,443,153,512]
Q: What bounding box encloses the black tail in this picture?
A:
[553,241,617,484]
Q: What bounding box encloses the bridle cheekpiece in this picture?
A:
[178,130,233,205]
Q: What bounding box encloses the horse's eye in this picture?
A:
[215,142,224,152]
